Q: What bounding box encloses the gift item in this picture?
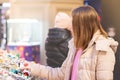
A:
[0,53,33,80]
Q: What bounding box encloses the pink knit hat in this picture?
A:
[54,12,72,31]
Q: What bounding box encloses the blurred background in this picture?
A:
[0,0,120,79]
[0,0,83,65]
[0,0,120,80]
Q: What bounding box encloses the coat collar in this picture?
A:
[69,30,118,53]
[85,30,118,52]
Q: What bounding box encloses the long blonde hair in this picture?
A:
[72,5,107,50]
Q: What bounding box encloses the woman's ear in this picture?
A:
[98,15,101,21]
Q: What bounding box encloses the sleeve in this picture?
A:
[29,39,73,80]
[96,49,115,80]
[29,63,65,80]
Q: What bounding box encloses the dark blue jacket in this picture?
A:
[45,28,71,67]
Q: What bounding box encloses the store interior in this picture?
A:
[0,0,83,64]
[0,0,120,79]
[0,0,84,79]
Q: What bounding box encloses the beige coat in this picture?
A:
[29,30,118,80]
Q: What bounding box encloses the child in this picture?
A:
[45,12,72,67]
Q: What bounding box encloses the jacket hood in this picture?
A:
[108,38,118,53]
[95,36,118,53]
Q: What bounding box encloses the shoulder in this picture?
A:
[95,35,118,52]
[49,27,69,32]
[47,28,71,42]
[48,28,71,36]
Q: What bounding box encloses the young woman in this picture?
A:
[22,5,118,80]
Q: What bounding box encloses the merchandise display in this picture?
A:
[7,19,42,64]
[0,53,32,80]
[7,44,40,63]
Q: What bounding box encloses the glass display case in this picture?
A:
[6,19,42,63]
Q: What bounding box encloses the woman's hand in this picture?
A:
[20,60,35,73]
[20,60,30,69]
